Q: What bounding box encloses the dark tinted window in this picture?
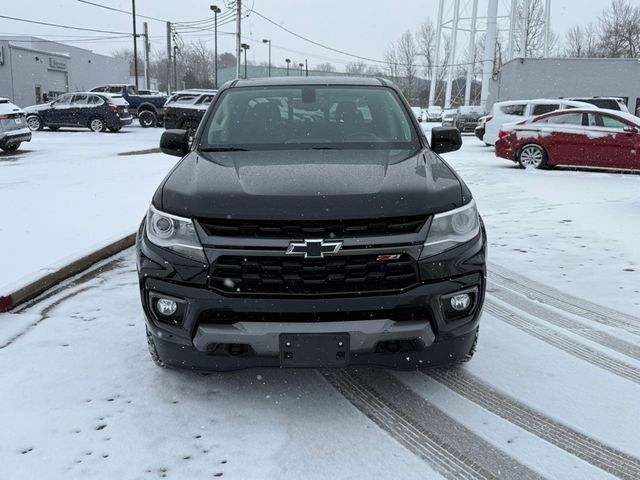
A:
[532,104,560,115]
[501,104,526,116]
[202,86,419,151]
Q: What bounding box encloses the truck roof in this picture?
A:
[229,76,386,88]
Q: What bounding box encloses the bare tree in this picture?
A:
[513,0,557,57]
[345,61,368,75]
[598,0,640,57]
[415,20,436,80]
[316,62,336,72]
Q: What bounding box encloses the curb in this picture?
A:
[0,233,136,313]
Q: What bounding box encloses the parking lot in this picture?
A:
[1,125,639,479]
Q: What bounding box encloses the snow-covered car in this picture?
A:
[564,96,629,113]
[425,106,443,122]
[484,99,594,146]
[0,98,31,152]
[441,109,457,127]
[410,106,423,122]
[495,108,640,170]
[454,106,486,133]
[475,115,490,143]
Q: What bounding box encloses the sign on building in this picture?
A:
[48,57,68,71]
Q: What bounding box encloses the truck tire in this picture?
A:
[146,327,166,368]
[138,110,157,128]
[1,142,21,152]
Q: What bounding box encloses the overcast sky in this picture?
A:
[1,0,638,70]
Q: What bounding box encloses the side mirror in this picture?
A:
[431,127,462,154]
[623,126,639,134]
[160,129,190,157]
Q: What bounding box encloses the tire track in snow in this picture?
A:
[323,369,544,480]
[485,300,640,385]
[489,263,640,335]
[425,368,640,480]
[488,282,640,361]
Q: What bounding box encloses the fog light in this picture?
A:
[156,298,177,316]
[450,293,472,312]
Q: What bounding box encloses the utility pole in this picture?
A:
[262,38,271,77]
[305,59,308,77]
[285,58,291,76]
[464,0,478,106]
[481,0,499,109]
[235,0,242,79]
[444,0,460,108]
[132,0,139,89]
[166,22,172,93]
[507,0,517,61]
[428,0,444,107]
[173,45,179,90]
[520,0,530,58]
[543,0,552,57]
[298,63,304,76]
[143,22,150,90]
[211,5,221,88]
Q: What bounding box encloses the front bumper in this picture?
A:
[0,128,32,147]
[137,222,486,371]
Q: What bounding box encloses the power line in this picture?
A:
[76,0,165,22]
[0,14,132,35]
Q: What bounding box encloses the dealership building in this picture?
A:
[488,57,640,115]
[0,36,128,107]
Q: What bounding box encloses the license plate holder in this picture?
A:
[280,333,349,368]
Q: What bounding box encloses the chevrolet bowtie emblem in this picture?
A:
[286,239,343,258]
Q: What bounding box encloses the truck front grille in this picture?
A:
[210,254,419,296]
[198,215,428,239]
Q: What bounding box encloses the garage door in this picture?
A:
[48,69,68,94]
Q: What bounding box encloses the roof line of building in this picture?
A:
[7,42,71,58]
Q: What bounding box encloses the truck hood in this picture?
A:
[156,149,463,220]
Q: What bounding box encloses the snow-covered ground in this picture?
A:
[0,125,175,295]
[1,126,639,479]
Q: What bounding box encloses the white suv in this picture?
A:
[483,99,594,146]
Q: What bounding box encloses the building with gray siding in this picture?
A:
[0,36,128,107]
[488,58,640,115]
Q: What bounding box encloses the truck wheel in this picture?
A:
[138,110,157,128]
[146,327,166,368]
[108,126,122,132]
[26,115,43,131]
[89,117,107,132]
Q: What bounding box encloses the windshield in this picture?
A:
[200,85,420,151]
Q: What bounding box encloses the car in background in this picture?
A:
[425,106,443,122]
[475,115,490,143]
[453,106,486,133]
[410,106,423,122]
[90,84,166,127]
[495,108,640,171]
[24,92,132,132]
[441,109,457,127]
[484,99,594,146]
[564,97,629,113]
[163,89,217,137]
[0,98,31,152]
[138,89,161,96]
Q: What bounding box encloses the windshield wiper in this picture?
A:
[200,146,250,152]
[309,146,342,150]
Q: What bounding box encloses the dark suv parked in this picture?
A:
[163,89,217,137]
[24,92,132,132]
[90,84,166,127]
[137,77,486,371]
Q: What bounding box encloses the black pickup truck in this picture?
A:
[90,84,166,127]
[137,77,486,372]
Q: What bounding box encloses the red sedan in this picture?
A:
[495,108,640,171]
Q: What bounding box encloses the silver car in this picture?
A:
[0,98,31,152]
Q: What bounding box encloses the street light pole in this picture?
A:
[132,0,139,89]
[285,58,291,76]
[298,63,303,76]
[210,5,221,88]
[262,39,271,77]
[241,43,250,79]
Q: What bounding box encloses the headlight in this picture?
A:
[145,205,206,262]
[421,199,480,258]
